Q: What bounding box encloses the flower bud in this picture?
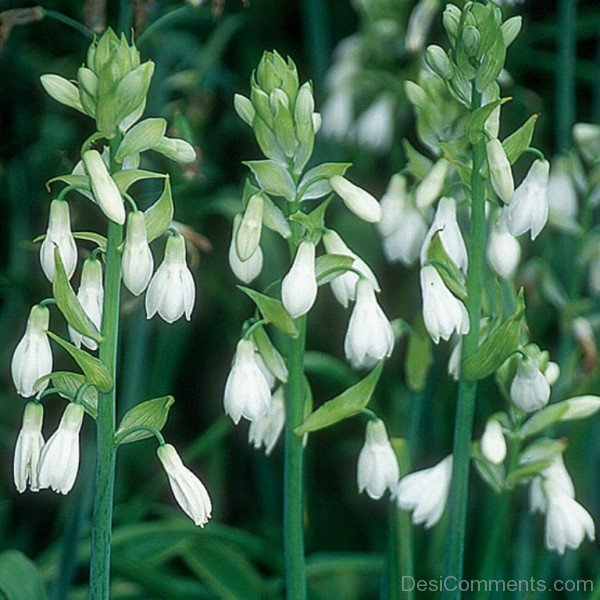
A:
[547,157,578,221]
[236,194,264,261]
[425,45,454,80]
[486,217,521,279]
[415,158,449,209]
[13,402,45,493]
[68,258,104,350]
[486,139,514,205]
[40,199,78,282]
[122,211,154,295]
[153,137,197,164]
[462,26,481,57]
[560,396,600,421]
[510,356,550,412]
[228,214,263,284]
[354,95,395,152]
[248,386,285,455]
[82,149,126,224]
[573,123,600,164]
[442,4,462,39]
[40,74,84,114]
[282,241,318,318]
[294,82,315,130]
[11,305,53,398]
[330,176,382,223]
[481,419,507,465]
[146,233,195,323]
[501,16,522,47]
[405,0,439,53]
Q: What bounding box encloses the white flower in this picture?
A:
[146,233,195,323]
[354,95,394,152]
[37,403,84,495]
[82,149,126,225]
[122,211,154,295]
[394,455,453,528]
[504,159,549,240]
[420,265,469,344]
[236,194,263,261]
[486,138,514,204]
[420,197,468,272]
[547,157,578,220]
[544,361,561,386]
[330,176,382,223]
[224,338,271,424]
[248,386,285,455]
[480,419,506,465]
[157,443,212,527]
[357,419,399,500]
[11,305,53,398]
[13,402,44,493]
[321,90,353,142]
[229,214,263,284]
[510,356,550,412]
[529,456,575,514]
[415,159,449,209]
[322,230,379,308]
[344,278,394,369]
[573,123,600,164]
[68,258,103,350]
[282,241,317,318]
[405,0,439,53]
[486,217,521,279]
[39,199,78,282]
[377,175,407,238]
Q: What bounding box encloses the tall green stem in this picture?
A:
[556,0,576,153]
[89,141,123,598]
[442,86,487,598]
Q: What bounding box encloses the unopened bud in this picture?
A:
[425,45,454,80]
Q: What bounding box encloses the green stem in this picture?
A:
[89,139,124,598]
[442,86,487,599]
[42,9,94,39]
[136,7,192,47]
[556,0,577,153]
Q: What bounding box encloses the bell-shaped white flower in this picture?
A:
[228,214,263,284]
[405,0,438,53]
[224,338,271,424]
[486,138,514,204]
[486,217,521,279]
[39,199,78,282]
[377,175,407,238]
[420,265,469,344]
[122,211,154,295]
[68,258,103,350]
[529,456,575,514]
[11,305,53,398]
[157,443,212,527]
[510,356,550,412]
[357,419,399,500]
[420,197,468,272]
[37,403,84,495]
[573,122,600,164]
[321,90,353,142]
[330,176,382,223]
[415,158,449,209]
[13,402,45,493]
[547,157,578,220]
[282,241,317,318]
[322,230,379,308]
[394,455,453,528]
[82,149,126,225]
[354,95,394,151]
[146,233,195,323]
[248,386,285,455]
[504,159,549,240]
[236,194,263,261]
[344,279,394,369]
[480,419,507,465]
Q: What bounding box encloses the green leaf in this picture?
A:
[472,442,505,494]
[252,326,288,383]
[47,332,113,392]
[0,550,48,600]
[303,351,357,386]
[288,196,331,234]
[115,117,167,162]
[297,162,351,200]
[405,318,433,392]
[113,169,167,194]
[295,363,383,435]
[505,459,553,489]
[402,140,433,180]
[425,232,468,301]
[467,99,505,144]
[115,396,174,444]
[46,174,90,191]
[53,248,102,342]
[261,194,291,239]
[315,254,355,285]
[244,159,296,202]
[462,290,525,381]
[144,177,173,243]
[35,371,98,418]
[238,286,298,338]
[519,438,568,464]
[74,231,107,249]
[502,115,538,164]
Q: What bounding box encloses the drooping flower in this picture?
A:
[353,95,394,152]
[68,257,104,350]
[547,156,578,221]
[228,214,263,284]
[39,199,78,282]
[415,159,449,209]
[510,356,550,412]
[122,211,154,296]
[480,419,507,465]
[486,138,514,204]
[248,386,285,455]
[405,0,439,53]
[420,265,469,344]
[504,159,550,240]
[11,305,53,398]
[322,230,379,308]
[281,240,317,318]
[157,443,212,527]
[146,233,195,323]
[344,279,394,369]
[486,217,521,279]
[37,403,85,495]
[236,194,264,261]
[330,176,382,223]
[13,402,45,493]
[528,456,575,514]
[224,338,271,424]
[357,419,399,500]
[394,455,453,529]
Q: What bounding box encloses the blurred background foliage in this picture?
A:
[0,0,599,598]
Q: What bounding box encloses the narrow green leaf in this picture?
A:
[467,99,504,143]
[405,318,433,392]
[0,550,48,600]
[297,162,351,200]
[115,117,167,162]
[53,248,102,342]
[288,196,331,234]
[33,231,107,250]
[113,169,167,194]
[505,459,553,488]
[144,177,173,243]
[238,286,298,338]
[47,332,113,392]
[252,326,288,383]
[295,363,383,435]
[402,140,433,180]
[472,442,505,494]
[502,115,538,164]
[115,396,174,444]
[425,232,468,301]
[244,159,296,202]
[315,254,355,285]
[261,194,291,239]
[46,174,90,191]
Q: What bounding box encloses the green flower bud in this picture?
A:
[425,45,454,80]
[236,194,264,261]
[486,138,514,204]
[501,16,522,47]
[294,82,315,130]
[462,26,481,57]
[442,4,461,40]
[153,137,197,164]
[40,75,85,115]
[234,94,256,126]
[82,149,126,224]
